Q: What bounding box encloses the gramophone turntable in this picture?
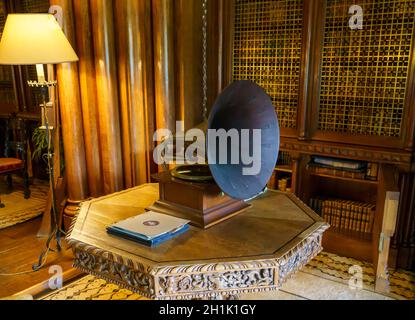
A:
[149,80,280,229]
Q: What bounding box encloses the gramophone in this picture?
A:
[149,80,280,229]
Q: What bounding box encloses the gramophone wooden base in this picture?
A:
[148,198,251,229]
[148,172,251,229]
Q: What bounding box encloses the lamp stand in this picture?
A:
[28,69,63,271]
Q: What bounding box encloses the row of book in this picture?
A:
[310,197,375,234]
[308,165,366,180]
[312,156,366,170]
[267,170,292,192]
[309,156,379,181]
[277,151,292,166]
[277,178,291,193]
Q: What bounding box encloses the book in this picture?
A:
[310,197,376,234]
[366,163,379,181]
[311,156,367,171]
[277,152,292,166]
[107,211,190,247]
[308,165,367,180]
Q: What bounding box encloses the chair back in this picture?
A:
[4,113,28,160]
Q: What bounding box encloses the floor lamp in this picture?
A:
[0,14,79,270]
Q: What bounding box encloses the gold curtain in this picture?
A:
[50,0,209,214]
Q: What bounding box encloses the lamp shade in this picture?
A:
[0,14,79,65]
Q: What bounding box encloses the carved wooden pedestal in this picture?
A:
[67,184,328,300]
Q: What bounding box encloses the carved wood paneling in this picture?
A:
[280,138,412,169]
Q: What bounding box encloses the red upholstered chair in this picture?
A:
[0,115,30,208]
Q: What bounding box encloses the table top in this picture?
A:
[68,184,326,267]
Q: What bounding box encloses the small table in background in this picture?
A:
[67,184,328,300]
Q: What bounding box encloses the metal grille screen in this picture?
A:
[319,0,415,137]
[232,0,304,129]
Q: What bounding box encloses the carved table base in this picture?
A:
[71,228,326,300]
[67,185,329,300]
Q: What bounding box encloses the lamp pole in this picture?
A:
[28,68,62,271]
[0,13,80,272]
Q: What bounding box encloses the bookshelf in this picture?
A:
[268,152,294,193]
[222,0,415,268]
[275,165,292,174]
[308,173,378,186]
[297,155,380,261]
[266,152,385,262]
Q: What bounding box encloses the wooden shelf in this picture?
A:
[322,227,373,262]
[275,165,292,173]
[326,227,372,242]
[309,172,378,186]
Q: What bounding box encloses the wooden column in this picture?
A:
[392,172,415,269]
[290,156,300,195]
[297,0,316,140]
[73,0,103,197]
[140,0,158,181]
[115,0,133,189]
[90,0,124,194]
[50,0,88,203]
[115,0,155,187]
[374,165,400,292]
[221,0,234,88]
[206,0,225,113]
[152,0,176,132]
[174,0,204,129]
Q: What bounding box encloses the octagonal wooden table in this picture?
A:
[67,184,329,300]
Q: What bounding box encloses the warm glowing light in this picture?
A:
[0,14,79,65]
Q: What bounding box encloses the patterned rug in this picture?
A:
[0,179,49,230]
[40,275,149,300]
[38,252,415,300]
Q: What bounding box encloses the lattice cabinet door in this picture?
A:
[312,0,415,149]
[230,0,306,136]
